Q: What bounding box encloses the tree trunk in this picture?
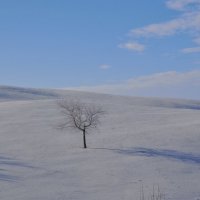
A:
[83,129,87,148]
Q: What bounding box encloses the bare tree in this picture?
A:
[58,100,105,148]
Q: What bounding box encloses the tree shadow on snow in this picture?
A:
[91,147,200,165]
[0,155,37,182]
[0,172,18,182]
[159,103,200,110]
[118,147,200,164]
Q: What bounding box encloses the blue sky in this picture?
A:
[0,0,200,99]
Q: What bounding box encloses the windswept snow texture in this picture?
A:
[0,86,200,200]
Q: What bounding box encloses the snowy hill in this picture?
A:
[0,85,59,101]
[0,86,200,200]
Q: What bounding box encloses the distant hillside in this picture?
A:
[0,86,59,101]
[0,85,200,110]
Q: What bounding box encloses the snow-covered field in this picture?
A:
[0,86,200,200]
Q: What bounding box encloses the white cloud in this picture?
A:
[118,42,145,52]
[194,37,200,44]
[99,64,111,70]
[194,60,200,64]
[166,0,200,10]
[121,0,200,53]
[131,12,200,37]
[66,70,200,99]
[182,46,200,53]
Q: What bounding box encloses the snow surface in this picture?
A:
[0,86,200,200]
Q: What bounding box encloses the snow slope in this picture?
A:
[0,86,200,200]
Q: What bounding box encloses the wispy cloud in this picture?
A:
[99,64,111,70]
[121,0,200,53]
[118,42,145,52]
[194,60,200,64]
[166,0,200,10]
[182,46,200,53]
[66,70,200,99]
[194,37,200,44]
[131,12,200,37]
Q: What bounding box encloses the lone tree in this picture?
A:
[58,100,104,148]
